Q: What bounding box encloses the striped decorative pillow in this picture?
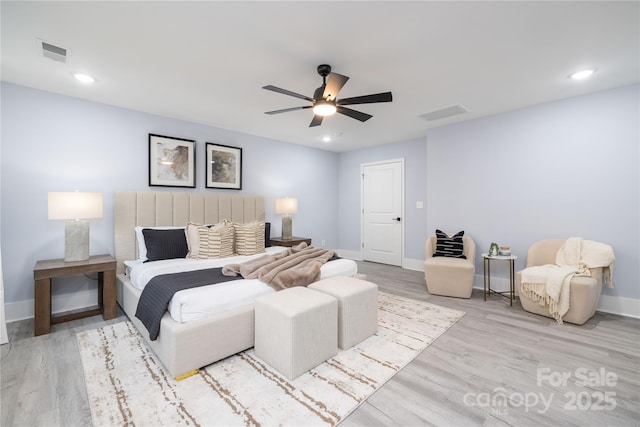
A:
[234,220,266,256]
[433,229,466,259]
[186,221,235,259]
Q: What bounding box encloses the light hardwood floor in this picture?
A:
[2,261,639,426]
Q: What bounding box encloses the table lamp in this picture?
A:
[275,197,298,240]
[48,192,103,262]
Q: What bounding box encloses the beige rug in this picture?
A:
[77,291,464,427]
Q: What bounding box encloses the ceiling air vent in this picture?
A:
[39,39,68,63]
[419,104,468,122]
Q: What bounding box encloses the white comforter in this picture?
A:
[127,247,358,323]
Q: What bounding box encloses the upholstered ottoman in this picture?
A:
[254,287,338,380]
[309,276,378,349]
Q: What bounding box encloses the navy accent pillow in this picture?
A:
[142,228,188,262]
[433,229,466,259]
[265,222,271,247]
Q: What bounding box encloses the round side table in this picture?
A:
[482,253,518,306]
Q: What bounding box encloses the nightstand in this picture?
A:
[33,254,117,336]
[270,236,312,247]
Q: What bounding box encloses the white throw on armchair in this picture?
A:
[424,233,476,298]
[516,239,612,325]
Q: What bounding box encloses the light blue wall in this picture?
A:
[2,82,638,311]
[0,82,339,304]
[336,84,638,300]
[426,84,639,299]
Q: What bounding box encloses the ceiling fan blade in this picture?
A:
[337,91,393,106]
[309,115,324,127]
[323,72,349,101]
[337,106,373,122]
[263,85,314,102]
[264,106,312,115]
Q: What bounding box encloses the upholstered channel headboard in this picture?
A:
[114,191,265,274]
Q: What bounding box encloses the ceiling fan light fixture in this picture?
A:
[262,64,392,126]
[313,100,337,116]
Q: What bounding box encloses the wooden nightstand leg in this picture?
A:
[102,270,117,320]
[98,271,104,309]
[34,278,51,336]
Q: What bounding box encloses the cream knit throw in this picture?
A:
[520,238,615,323]
[556,238,615,287]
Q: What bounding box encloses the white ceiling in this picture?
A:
[2,1,638,152]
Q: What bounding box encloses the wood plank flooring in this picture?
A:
[2,261,639,426]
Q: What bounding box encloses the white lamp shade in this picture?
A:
[48,192,103,220]
[275,197,298,215]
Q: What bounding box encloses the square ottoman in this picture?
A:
[309,276,378,349]
[254,287,338,380]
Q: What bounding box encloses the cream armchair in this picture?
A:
[424,234,476,298]
[516,239,604,325]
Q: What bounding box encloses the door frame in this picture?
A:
[360,158,405,267]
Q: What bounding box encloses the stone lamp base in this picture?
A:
[65,220,90,262]
[281,215,293,240]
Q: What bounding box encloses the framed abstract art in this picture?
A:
[148,134,195,188]
[205,143,242,190]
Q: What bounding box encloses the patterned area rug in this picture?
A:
[77,291,464,427]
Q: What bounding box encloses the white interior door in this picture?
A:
[362,160,403,266]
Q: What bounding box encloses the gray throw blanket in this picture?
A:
[222,244,336,290]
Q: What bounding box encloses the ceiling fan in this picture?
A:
[262,64,393,127]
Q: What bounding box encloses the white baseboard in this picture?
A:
[4,299,32,322]
[473,274,512,292]
[337,249,362,261]
[402,258,424,271]
[597,294,640,319]
[473,274,640,319]
[337,251,424,272]
[6,269,638,323]
[425,266,640,319]
[5,288,99,323]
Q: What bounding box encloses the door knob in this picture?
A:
[393,217,401,222]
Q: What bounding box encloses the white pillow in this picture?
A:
[185,222,202,259]
[134,225,185,261]
[123,259,143,276]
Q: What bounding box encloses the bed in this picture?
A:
[114,191,357,378]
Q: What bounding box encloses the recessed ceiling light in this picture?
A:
[322,136,332,143]
[569,69,596,80]
[74,73,96,84]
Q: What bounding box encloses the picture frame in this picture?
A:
[148,134,196,188]
[488,242,500,257]
[205,143,242,190]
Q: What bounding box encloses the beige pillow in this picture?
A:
[234,220,266,256]
[186,221,235,259]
